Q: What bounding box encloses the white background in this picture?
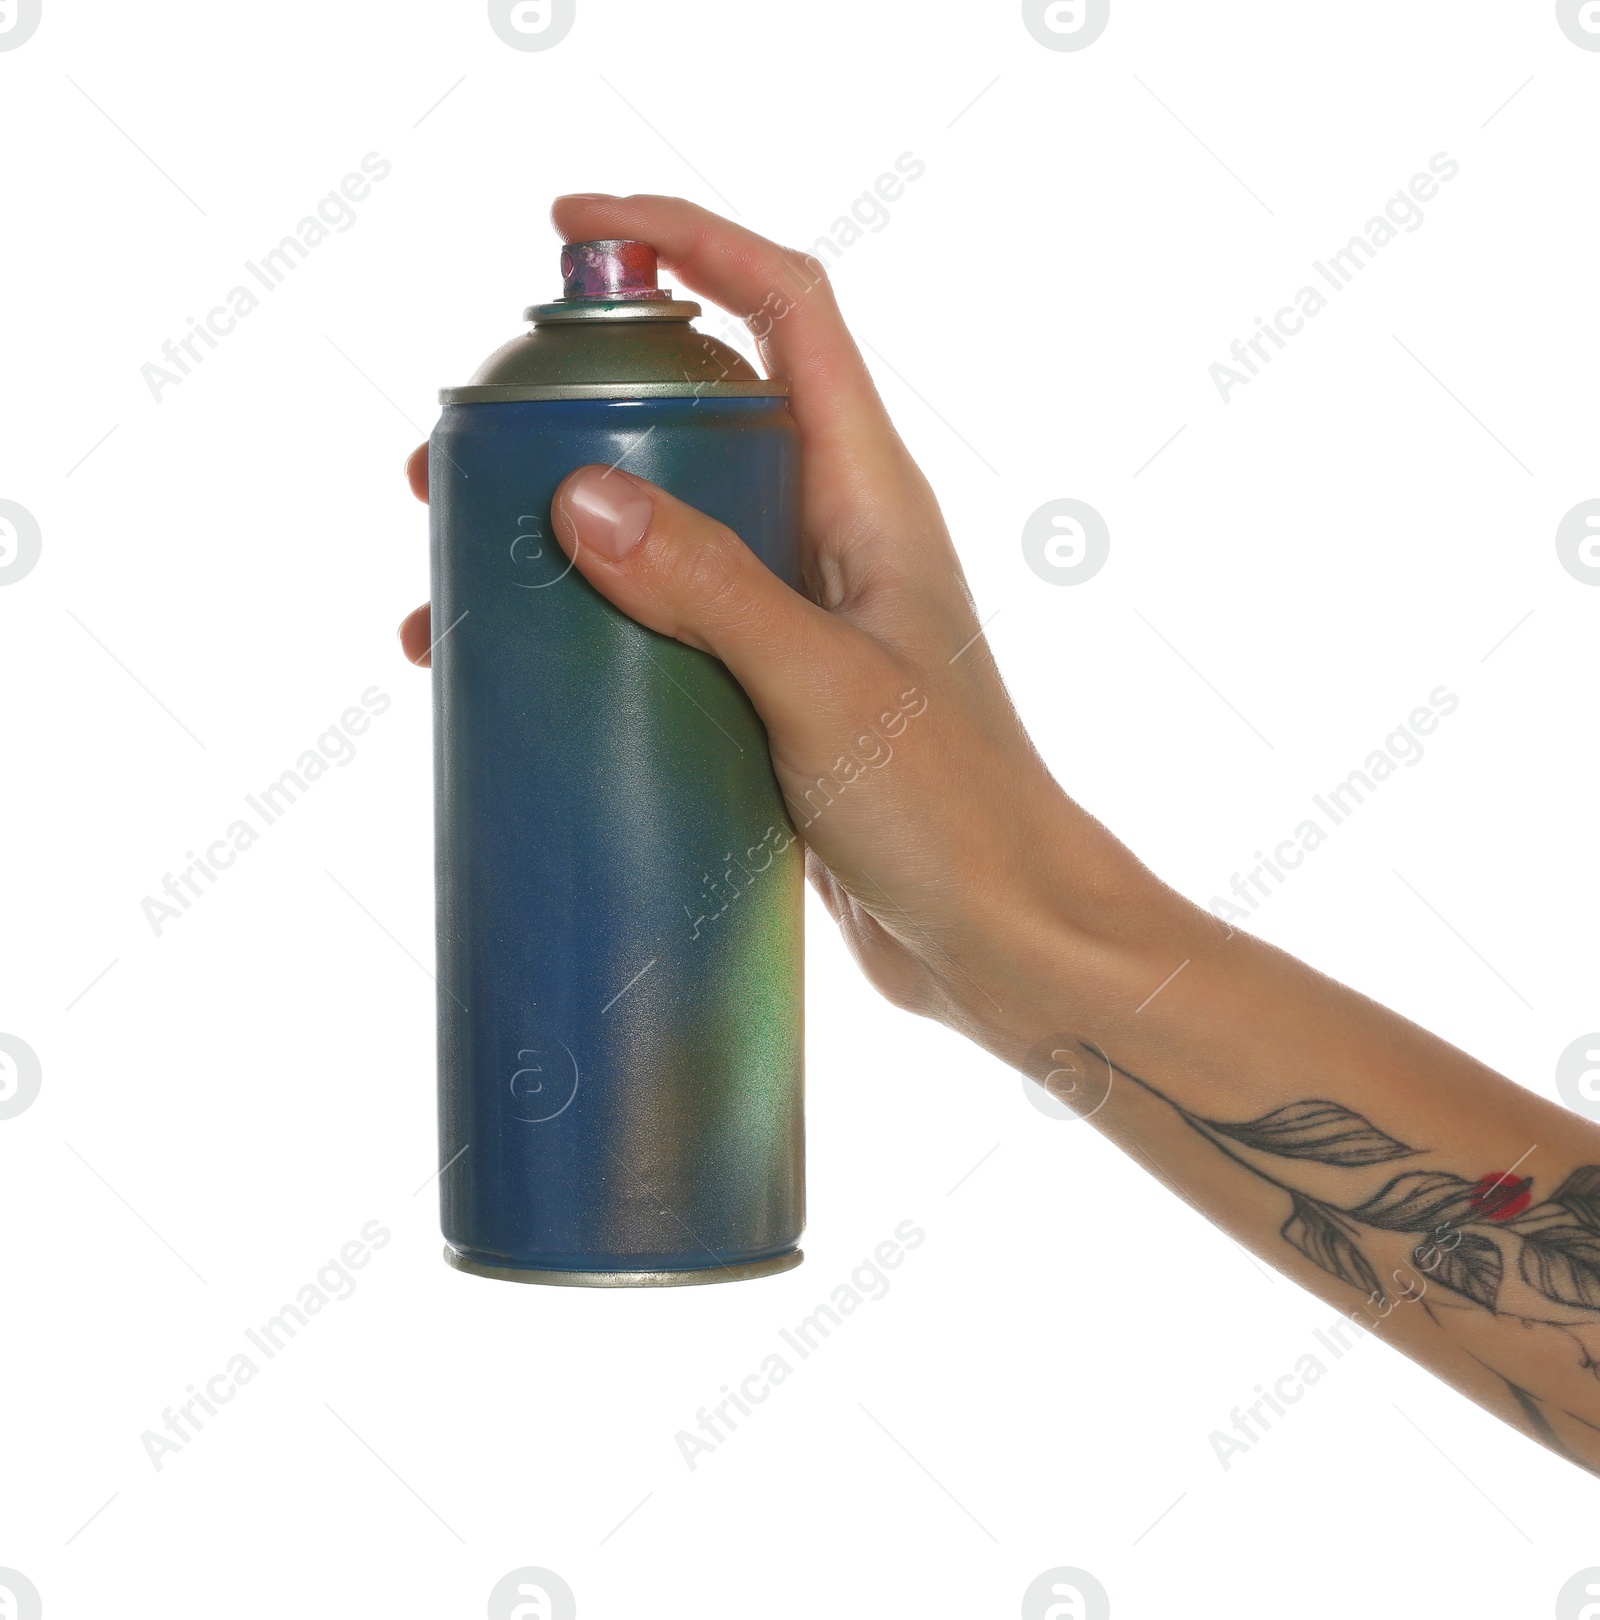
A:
[2,2,1598,1615]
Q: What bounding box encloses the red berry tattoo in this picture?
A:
[1467,1172,1533,1222]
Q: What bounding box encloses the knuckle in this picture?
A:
[778,245,828,286]
[776,250,830,308]
[662,524,746,613]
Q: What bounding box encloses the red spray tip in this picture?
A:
[559,239,669,301]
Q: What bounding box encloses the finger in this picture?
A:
[401,451,431,664]
[550,195,906,499]
[398,603,432,666]
[550,463,872,736]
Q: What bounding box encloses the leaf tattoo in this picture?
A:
[1518,1226,1600,1311]
[1424,1232,1503,1311]
[1206,1100,1416,1167]
[1079,1042,1600,1323]
[1280,1193,1385,1302]
[1348,1172,1481,1232]
[1075,1041,1600,1471]
[1550,1167,1600,1233]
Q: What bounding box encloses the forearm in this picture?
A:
[961,796,1600,1472]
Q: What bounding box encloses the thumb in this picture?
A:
[550,465,849,731]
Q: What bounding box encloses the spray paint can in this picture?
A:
[429,240,804,1286]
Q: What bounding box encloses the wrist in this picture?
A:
[945,788,1217,1071]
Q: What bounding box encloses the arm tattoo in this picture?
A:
[1073,1042,1600,1472]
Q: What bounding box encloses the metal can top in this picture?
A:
[439,237,787,404]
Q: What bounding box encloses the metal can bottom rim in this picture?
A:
[442,1244,803,1288]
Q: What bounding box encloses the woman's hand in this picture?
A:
[398,193,1182,1061]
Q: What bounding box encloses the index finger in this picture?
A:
[550,193,902,480]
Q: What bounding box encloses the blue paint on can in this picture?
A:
[429,394,804,1281]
